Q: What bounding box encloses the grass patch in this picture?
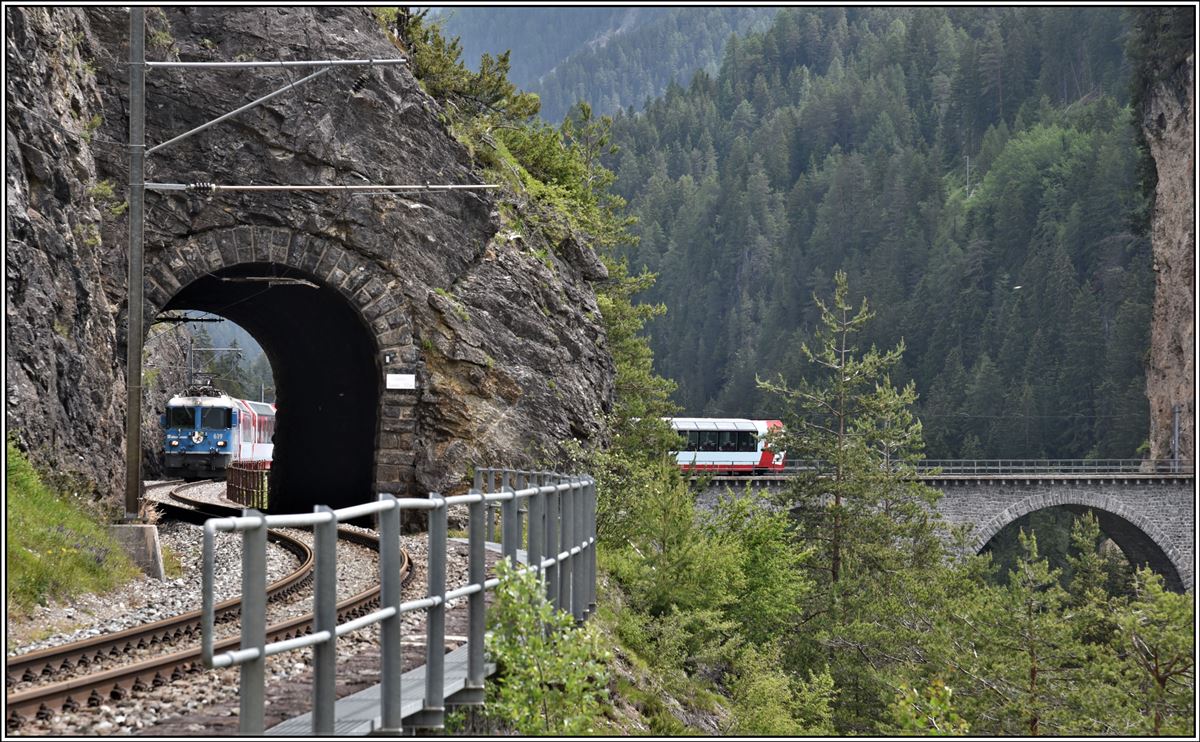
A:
[6,439,140,612]
[160,544,183,579]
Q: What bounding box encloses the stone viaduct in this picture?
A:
[696,471,1195,591]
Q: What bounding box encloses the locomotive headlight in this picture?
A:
[216,440,226,447]
[170,440,180,447]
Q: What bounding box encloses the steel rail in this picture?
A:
[5,563,400,727]
[5,484,312,690]
[4,487,405,729]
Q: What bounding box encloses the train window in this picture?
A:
[201,408,231,429]
[738,431,756,452]
[168,407,195,428]
[699,431,719,451]
[687,431,699,451]
[718,431,736,452]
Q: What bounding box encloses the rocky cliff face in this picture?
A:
[5,8,128,497]
[1143,53,1194,464]
[5,7,614,504]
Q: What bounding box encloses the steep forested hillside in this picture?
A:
[436,7,777,122]
[608,6,1153,459]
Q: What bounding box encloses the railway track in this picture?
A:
[5,483,408,730]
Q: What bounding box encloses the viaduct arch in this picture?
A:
[143,225,419,513]
[695,476,1195,591]
[933,481,1194,592]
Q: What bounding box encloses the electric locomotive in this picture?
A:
[668,417,785,474]
[161,384,275,480]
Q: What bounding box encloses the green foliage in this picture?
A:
[1116,570,1195,736]
[887,679,970,736]
[6,439,140,611]
[705,487,812,646]
[727,644,835,735]
[374,7,539,123]
[604,7,1151,460]
[484,560,611,735]
[760,271,944,588]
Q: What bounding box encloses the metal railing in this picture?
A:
[773,458,1194,476]
[201,468,596,735]
[226,460,270,510]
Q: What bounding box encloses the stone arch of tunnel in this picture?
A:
[144,227,419,513]
[974,498,1187,593]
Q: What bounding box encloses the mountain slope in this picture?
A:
[436,7,777,121]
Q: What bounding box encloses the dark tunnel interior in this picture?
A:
[164,262,379,513]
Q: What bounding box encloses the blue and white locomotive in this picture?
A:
[161,384,275,480]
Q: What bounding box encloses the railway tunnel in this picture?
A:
[163,261,380,514]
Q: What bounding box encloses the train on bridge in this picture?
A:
[161,384,275,480]
[668,417,785,474]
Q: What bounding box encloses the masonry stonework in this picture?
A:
[937,480,1194,591]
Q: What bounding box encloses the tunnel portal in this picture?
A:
[163,261,380,513]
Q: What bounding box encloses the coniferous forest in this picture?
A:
[408,6,1193,736]
[606,6,1154,460]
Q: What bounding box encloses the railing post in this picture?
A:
[516,471,528,550]
[571,477,586,622]
[417,494,447,729]
[587,478,597,617]
[377,494,403,733]
[502,483,518,564]
[528,473,544,579]
[486,469,497,543]
[545,475,560,608]
[558,476,575,615]
[311,505,337,735]
[465,488,485,702]
[239,509,267,735]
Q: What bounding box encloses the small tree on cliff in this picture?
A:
[758,271,943,588]
[758,271,947,730]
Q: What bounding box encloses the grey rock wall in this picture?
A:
[1143,53,1195,464]
[5,7,615,503]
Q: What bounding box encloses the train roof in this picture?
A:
[667,417,781,431]
[167,394,237,408]
[167,395,276,415]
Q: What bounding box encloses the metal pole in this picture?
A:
[545,475,559,608]
[558,477,574,615]
[571,477,586,621]
[378,495,403,733]
[146,64,336,155]
[486,470,496,543]
[311,506,337,735]
[122,7,146,521]
[187,336,193,387]
[528,474,543,578]
[465,488,485,700]
[502,485,517,564]
[239,510,267,735]
[423,495,447,727]
[517,471,527,550]
[1172,403,1181,473]
[587,479,597,617]
[146,57,408,69]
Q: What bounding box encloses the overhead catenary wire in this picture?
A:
[151,182,499,193]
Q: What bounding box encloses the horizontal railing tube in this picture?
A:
[199,468,598,735]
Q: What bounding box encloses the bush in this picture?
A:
[484,560,611,735]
